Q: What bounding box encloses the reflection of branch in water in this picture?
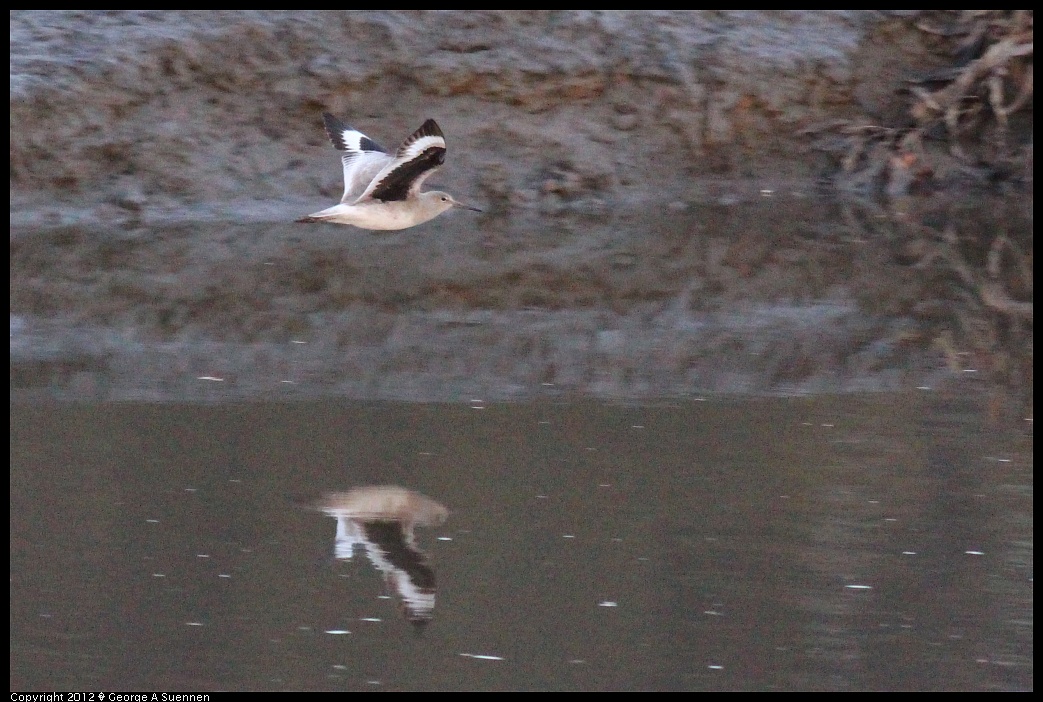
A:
[982,235,1034,320]
[890,202,1033,419]
[934,225,1034,321]
[979,281,1034,320]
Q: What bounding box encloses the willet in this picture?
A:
[296,112,481,229]
[313,486,449,629]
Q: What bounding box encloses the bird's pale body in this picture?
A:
[299,191,469,230]
[297,113,480,230]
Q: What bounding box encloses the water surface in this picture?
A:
[10,195,1032,690]
[10,392,1032,691]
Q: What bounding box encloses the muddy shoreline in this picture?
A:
[12,11,1031,228]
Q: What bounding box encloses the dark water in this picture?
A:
[10,196,1033,690]
[10,392,1032,691]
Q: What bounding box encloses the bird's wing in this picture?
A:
[358,119,446,203]
[320,112,392,204]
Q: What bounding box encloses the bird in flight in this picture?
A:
[297,113,481,230]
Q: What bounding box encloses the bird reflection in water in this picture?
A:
[313,486,449,631]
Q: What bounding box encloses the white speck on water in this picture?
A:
[324,630,351,635]
[598,601,618,607]
[846,584,873,590]
[460,653,504,661]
